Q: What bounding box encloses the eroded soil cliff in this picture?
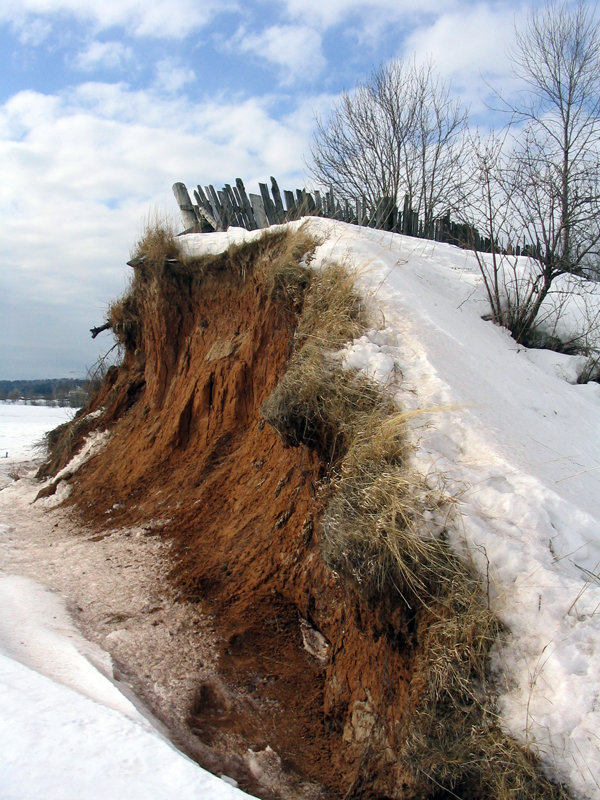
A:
[39,231,457,800]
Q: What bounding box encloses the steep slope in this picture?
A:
[41,227,428,800]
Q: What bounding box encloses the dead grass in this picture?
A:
[130,215,183,274]
[36,410,100,480]
[261,253,370,464]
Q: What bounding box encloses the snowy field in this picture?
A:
[0,402,255,800]
[0,402,73,488]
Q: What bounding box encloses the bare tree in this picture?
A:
[458,1,600,345]
[507,0,600,280]
[309,58,468,230]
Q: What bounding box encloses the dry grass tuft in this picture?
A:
[253,223,317,309]
[108,293,139,348]
[262,349,385,463]
[36,410,100,480]
[321,411,455,604]
[131,215,183,274]
[261,253,370,463]
[296,258,367,348]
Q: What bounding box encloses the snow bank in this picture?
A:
[0,407,256,800]
[292,220,600,799]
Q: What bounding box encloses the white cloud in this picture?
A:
[154,59,196,93]
[232,24,326,85]
[74,40,134,72]
[402,3,528,113]
[0,0,240,39]
[0,82,314,375]
[15,17,52,45]
[272,0,459,30]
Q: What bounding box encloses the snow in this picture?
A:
[0,402,73,488]
[309,221,600,799]
[183,220,600,798]
[3,217,600,799]
[0,402,256,799]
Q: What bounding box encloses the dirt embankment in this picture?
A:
[44,232,439,800]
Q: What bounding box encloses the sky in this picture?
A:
[0,0,560,378]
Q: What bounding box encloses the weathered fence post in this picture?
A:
[270,177,286,222]
[249,194,269,228]
[236,179,258,230]
[172,183,199,231]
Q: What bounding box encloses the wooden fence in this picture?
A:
[172,177,495,252]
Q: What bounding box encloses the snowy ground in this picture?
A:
[0,403,72,488]
[188,220,600,798]
[0,402,255,800]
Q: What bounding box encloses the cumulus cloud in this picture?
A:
[402,3,528,113]
[0,82,313,375]
[0,0,239,39]
[74,40,134,72]
[154,59,196,94]
[231,24,326,85]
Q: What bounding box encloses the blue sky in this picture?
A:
[0,0,553,378]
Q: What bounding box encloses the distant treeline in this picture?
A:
[0,378,88,407]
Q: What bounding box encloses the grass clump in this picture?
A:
[320,412,455,604]
[131,215,183,274]
[253,222,317,309]
[36,410,100,479]
[261,255,370,463]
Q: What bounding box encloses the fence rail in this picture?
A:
[173,177,511,254]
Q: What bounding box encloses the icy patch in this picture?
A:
[55,429,110,481]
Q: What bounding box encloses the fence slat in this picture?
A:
[172,183,199,230]
[259,183,277,225]
[236,178,258,230]
[283,190,296,218]
[249,193,269,228]
[270,177,285,223]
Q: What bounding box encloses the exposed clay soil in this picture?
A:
[34,239,440,800]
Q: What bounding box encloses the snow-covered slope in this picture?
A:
[186,218,600,797]
[2,217,600,799]
[309,221,600,799]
